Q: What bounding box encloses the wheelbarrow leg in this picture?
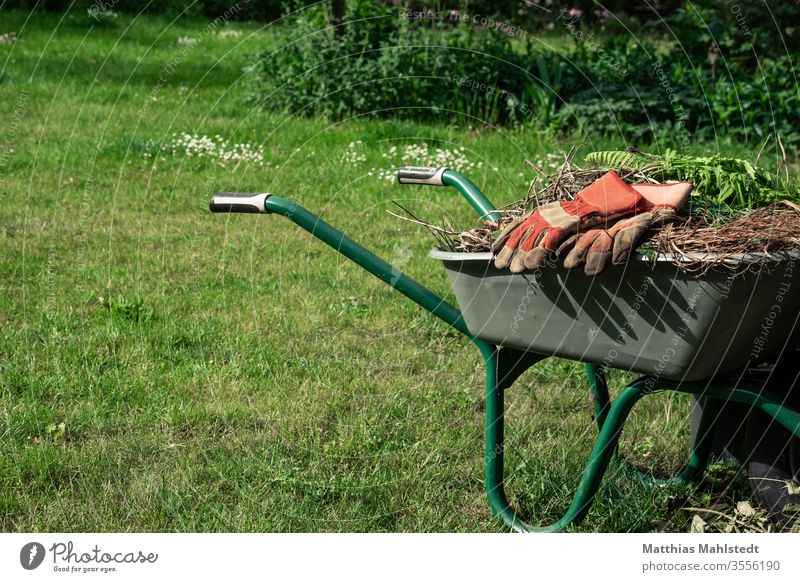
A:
[678,396,723,483]
[585,364,610,430]
[480,343,650,532]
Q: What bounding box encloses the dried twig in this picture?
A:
[777,133,790,181]
[389,201,456,252]
[385,210,458,234]
[755,134,772,166]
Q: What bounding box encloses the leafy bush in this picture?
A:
[548,36,677,141]
[247,3,536,125]
[704,57,800,143]
[546,0,800,146]
[663,0,800,72]
[559,47,800,145]
[244,0,800,147]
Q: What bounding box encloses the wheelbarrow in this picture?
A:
[209,166,800,532]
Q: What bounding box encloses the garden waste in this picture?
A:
[447,147,800,274]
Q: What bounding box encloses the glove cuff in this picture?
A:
[570,171,644,217]
[631,182,693,212]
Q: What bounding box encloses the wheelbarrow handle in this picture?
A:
[209,192,270,214]
[397,166,500,223]
[397,166,447,186]
[209,193,472,338]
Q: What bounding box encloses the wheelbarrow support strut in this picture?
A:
[211,181,800,532]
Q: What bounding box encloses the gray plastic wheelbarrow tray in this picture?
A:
[432,249,800,381]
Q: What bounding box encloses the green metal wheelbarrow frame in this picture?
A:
[209,168,800,532]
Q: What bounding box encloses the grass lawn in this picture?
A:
[0,10,773,532]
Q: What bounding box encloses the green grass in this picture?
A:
[0,9,778,532]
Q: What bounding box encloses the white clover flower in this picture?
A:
[149,132,265,166]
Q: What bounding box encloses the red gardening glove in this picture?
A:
[492,171,645,273]
[561,181,693,275]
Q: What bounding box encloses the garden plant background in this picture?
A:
[1,0,798,532]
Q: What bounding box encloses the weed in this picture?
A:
[104,297,152,324]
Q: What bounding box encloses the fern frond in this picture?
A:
[584,150,660,170]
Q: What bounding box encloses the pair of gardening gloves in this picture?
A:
[492,171,693,275]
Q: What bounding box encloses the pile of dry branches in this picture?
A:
[652,201,800,273]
